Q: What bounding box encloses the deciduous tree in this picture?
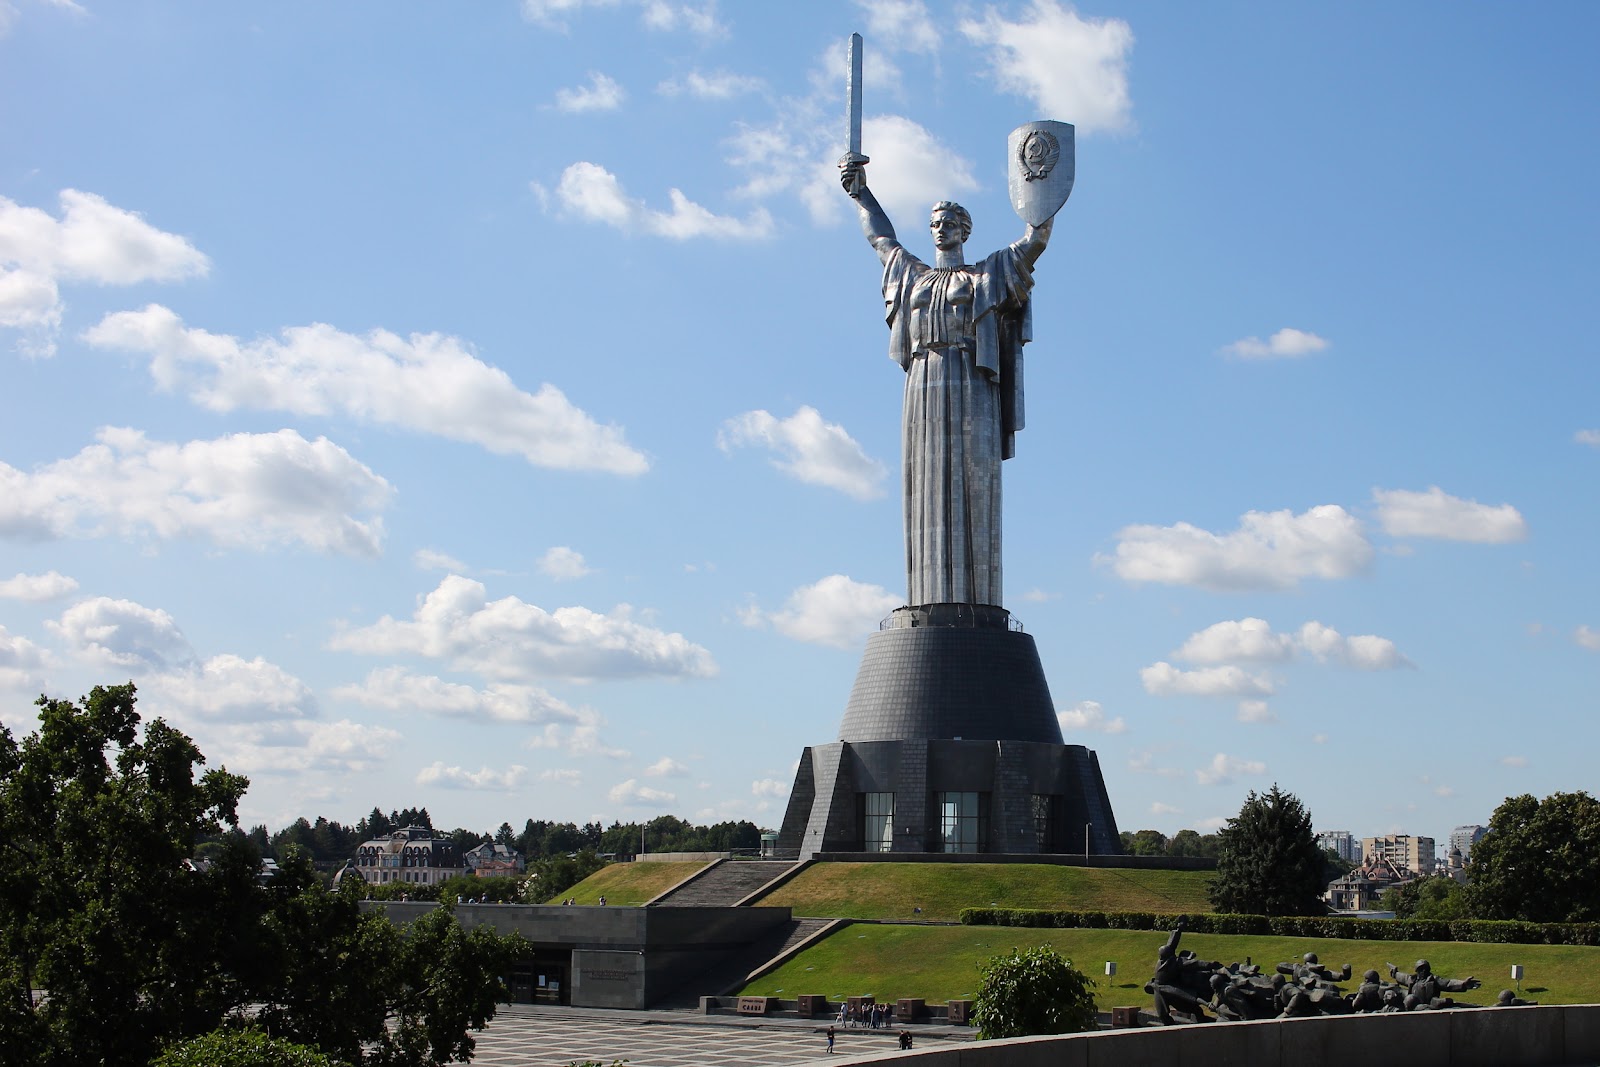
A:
[1465,791,1600,923]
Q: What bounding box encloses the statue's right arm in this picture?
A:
[840,157,898,262]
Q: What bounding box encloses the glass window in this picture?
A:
[861,792,894,852]
[1031,794,1061,852]
[935,791,985,853]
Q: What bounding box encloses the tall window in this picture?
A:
[935,792,985,853]
[1031,794,1061,852]
[861,792,894,852]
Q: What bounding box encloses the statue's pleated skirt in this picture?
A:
[902,345,1002,607]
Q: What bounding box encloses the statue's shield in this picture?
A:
[1008,120,1075,225]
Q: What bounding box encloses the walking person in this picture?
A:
[826,1025,836,1054]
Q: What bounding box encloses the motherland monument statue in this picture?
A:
[777,35,1120,857]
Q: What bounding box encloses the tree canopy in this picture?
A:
[970,945,1097,1039]
[1207,784,1327,916]
[0,684,518,1067]
[1465,790,1600,923]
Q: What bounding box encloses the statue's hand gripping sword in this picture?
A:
[843,32,868,197]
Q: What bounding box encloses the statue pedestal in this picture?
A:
[776,605,1120,856]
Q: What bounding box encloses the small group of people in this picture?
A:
[1147,917,1495,1025]
[555,896,606,906]
[823,1023,914,1054]
[835,1000,896,1028]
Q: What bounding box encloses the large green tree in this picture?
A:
[0,685,518,1067]
[1207,784,1327,916]
[970,945,1097,1039]
[1465,791,1600,923]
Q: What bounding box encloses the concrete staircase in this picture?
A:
[650,916,842,1009]
[647,859,797,907]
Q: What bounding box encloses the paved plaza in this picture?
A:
[469,1005,969,1067]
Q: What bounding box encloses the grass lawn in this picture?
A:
[545,861,708,905]
[738,925,1600,1012]
[753,862,1213,922]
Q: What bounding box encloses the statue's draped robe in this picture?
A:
[881,239,1035,607]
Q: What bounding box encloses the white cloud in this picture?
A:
[854,115,980,227]
[960,0,1135,135]
[1057,699,1126,734]
[1373,486,1528,543]
[855,0,940,54]
[331,575,717,683]
[414,548,468,573]
[416,762,528,790]
[1311,733,1328,745]
[0,189,209,356]
[1020,588,1058,602]
[1197,815,1228,831]
[1175,618,1295,663]
[1141,661,1274,699]
[539,546,592,580]
[1127,750,1185,779]
[49,596,192,670]
[519,0,622,29]
[541,768,582,785]
[1220,328,1329,360]
[0,570,78,601]
[1151,801,1181,816]
[609,777,677,807]
[1195,752,1267,787]
[744,574,901,649]
[0,426,390,556]
[543,161,774,240]
[0,624,49,689]
[1236,699,1275,724]
[1296,621,1412,670]
[84,304,648,476]
[553,72,626,113]
[1499,755,1528,768]
[639,0,722,37]
[645,756,689,777]
[197,718,401,778]
[525,708,630,759]
[1575,429,1600,448]
[718,406,887,500]
[657,69,763,99]
[752,778,787,797]
[1575,626,1600,652]
[333,667,581,726]
[1102,505,1373,591]
[145,655,317,722]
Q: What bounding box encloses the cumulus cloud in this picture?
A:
[743,574,901,649]
[1057,700,1126,734]
[657,69,763,99]
[144,655,318,722]
[521,0,722,36]
[1102,504,1373,591]
[1176,617,1411,671]
[1175,618,1296,663]
[538,546,591,580]
[1575,429,1600,448]
[856,0,940,54]
[1236,700,1275,723]
[1151,801,1182,816]
[752,778,787,797]
[609,777,676,806]
[331,575,717,683]
[1372,486,1527,543]
[85,304,648,475]
[0,570,78,601]
[526,707,630,759]
[333,667,581,726]
[0,189,208,355]
[1141,662,1274,699]
[196,718,401,778]
[1575,626,1600,652]
[1195,752,1267,787]
[553,72,626,112]
[0,426,390,556]
[853,115,980,226]
[416,762,528,790]
[1127,750,1185,779]
[1499,755,1528,768]
[541,768,582,785]
[541,161,774,240]
[718,406,887,500]
[49,596,192,670]
[1220,328,1329,360]
[960,0,1135,135]
[0,624,49,689]
[644,756,689,777]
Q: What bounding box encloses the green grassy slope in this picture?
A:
[754,862,1213,922]
[739,925,1600,1011]
[545,861,707,905]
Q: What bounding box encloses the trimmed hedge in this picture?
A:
[957,908,1600,947]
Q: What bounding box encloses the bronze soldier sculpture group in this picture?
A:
[1144,918,1509,1025]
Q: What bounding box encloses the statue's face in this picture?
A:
[930,210,965,251]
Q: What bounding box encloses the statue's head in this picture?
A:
[929,201,972,251]
[1303,952,1318,965]
[1497,990,1516,1006]
[1415,959,1431,976]
[1157,945,1173,961]
[1364,970,1381,984]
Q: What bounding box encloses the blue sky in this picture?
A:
[2,0,1596,850]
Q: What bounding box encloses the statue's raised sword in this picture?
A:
[843,32,868,196]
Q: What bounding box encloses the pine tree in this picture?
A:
[1207,784,1327,916]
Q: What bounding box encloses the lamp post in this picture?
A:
[1085,823,1092,857]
